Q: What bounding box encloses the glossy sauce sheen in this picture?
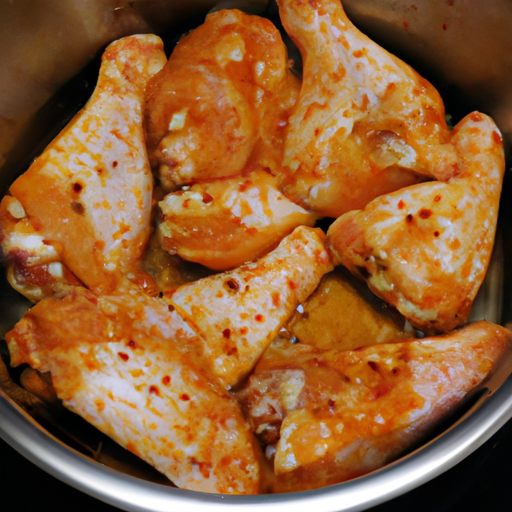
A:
[168,225,333,388]
[145,9,301,191]
[0,0,509,497]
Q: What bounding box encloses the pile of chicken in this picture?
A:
[1,0,510,495]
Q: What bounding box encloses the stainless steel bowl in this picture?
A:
[1,1,512,511]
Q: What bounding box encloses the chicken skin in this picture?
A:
[276,0,457,218]
[0,34,166,298]
[5,288,263,494]
[328,112,505,332]
[168,225,333,388]
[4,226,333,492]
[145,9,301,191]
[237,321,512,492]
[158,170,317,271]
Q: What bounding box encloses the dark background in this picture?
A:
[1,416,512,512]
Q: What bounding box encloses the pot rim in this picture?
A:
[2,376,512,512]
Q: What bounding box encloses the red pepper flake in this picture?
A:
[406,214,413,223]
[71,201,85,215]
[240,326,248,335]
[469,112,484,123]
[225,278,240,291]
[271,292,281,307]
[255,314,265,322]
[112,160,118,168]
[162,375,171,386]
[434,195,441,202]
[168,304,175,312]
[72,182,83,193]
[180,393,190,401]
[239,180,252,193]
[222,328,231,339]
[448,0,454,5]
[118,352,129,362]
[288,280,297,290]
[149,385,160,396]
[434,231,440,237]
[398,200,405,210]
[403,21,409,28]
[127,340,137,348]
[419,208,432,219]
[442,23,448,30]
[493,131,503,145]
[202,192,214,204]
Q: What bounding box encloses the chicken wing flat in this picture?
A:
[276,0,457,218]
[327,112,505,332]
[0,34,166,298]
[237,321,512,492]
[6,288,263,494]
[158,170,317,271]
[145,9,300,191]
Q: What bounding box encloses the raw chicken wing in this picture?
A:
[6,287,262,494]
[145,9,300,191]
[237,321,512,492]
[158,170,317,270]
[0,195,82,302]
[168,225,333,388]
[328,112,505,332]
[276,0,457,217]
[1,35,166,297]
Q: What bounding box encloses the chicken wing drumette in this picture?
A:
[145,9,301,191]
[0,35,166,299]
[276,0,457,218]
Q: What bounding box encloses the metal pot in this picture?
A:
[1,1,512,511]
